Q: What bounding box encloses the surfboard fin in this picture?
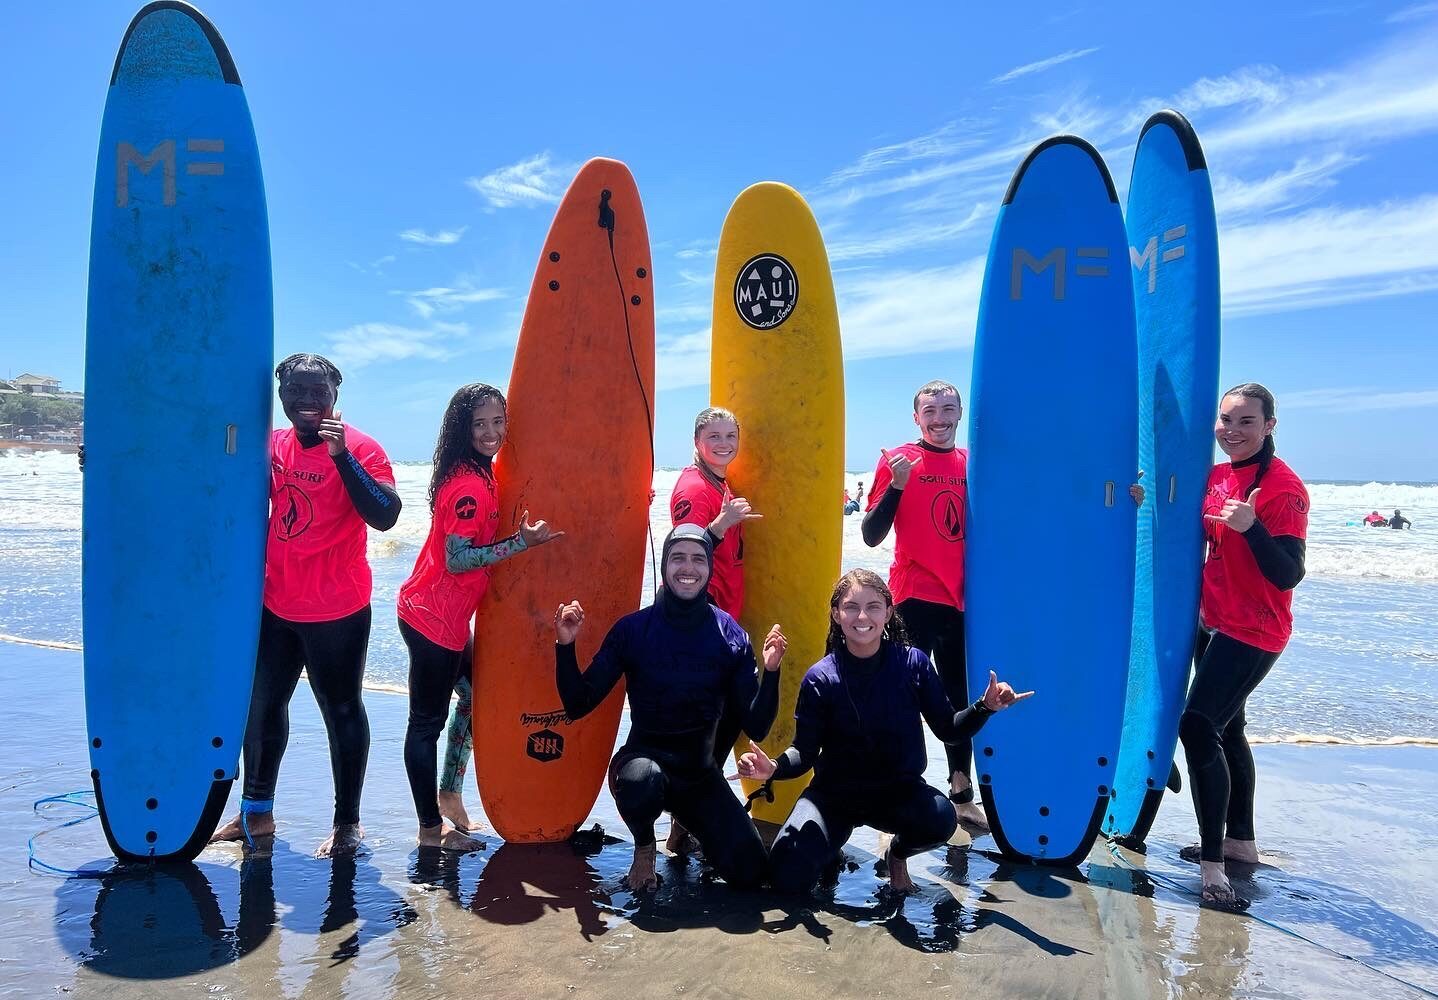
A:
[1167,760,1183,793]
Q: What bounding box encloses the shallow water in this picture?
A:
[4,450,1435,743]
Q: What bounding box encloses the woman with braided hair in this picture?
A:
[1180,382,1309,911]
[212,353,401,857]
[396,383,563,851]
[741,569,1031,895]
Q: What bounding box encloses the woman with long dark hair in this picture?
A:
[740,569,1031,894]
[1181,383,1308,909]
[396,383,563,850]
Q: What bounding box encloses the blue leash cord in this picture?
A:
[28,791,111,878]
[1105,842,1438,999]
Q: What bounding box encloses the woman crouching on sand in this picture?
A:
[1180,383,1308,910]
[395,383,562,851]
[740,569,1031,895]
[553,524,787,892]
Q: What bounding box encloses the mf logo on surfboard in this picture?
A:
[1129,225,1188,294]
[734,254,798,329]
[1009,247,1113,301]
[115,139,226,207]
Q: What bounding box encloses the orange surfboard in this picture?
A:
[472,158,655,843]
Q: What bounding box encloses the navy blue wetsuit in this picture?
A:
[556,589,778,889]
[767,641,993,894]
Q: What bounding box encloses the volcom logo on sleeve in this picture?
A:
[734,254,798,329]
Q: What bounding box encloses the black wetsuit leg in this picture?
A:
[1178,629,1279,862]
[1221,704,1259,842]
[896,598,972,794]
[667,767,767,890]
[768,790,856,895]
[296,605,373,826]
[399,618,467,830]
[609,751,668,848]
[868,781,958,860]
[242,609,307,804]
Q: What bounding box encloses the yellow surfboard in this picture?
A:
[711,182,844,825]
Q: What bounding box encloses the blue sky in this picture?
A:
[4,1,1437,480]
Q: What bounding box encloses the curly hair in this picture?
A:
[824,568,909,659]
[428,383,506,512]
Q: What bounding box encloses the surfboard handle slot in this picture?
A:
[225,425,237,455]
[1105,482,1115,506]
[1169,475,1177,503]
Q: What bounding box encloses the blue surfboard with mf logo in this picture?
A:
[83,1,271,862]
[966,136,1137,865]
[1107,111,1221,847]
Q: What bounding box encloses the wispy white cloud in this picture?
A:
[1221,194,1438,316]
[322,321,469,369]
[1211,152,1362,219]
[821,123,983,188]
[466,152,576,209]
[1169,66,1294,114]
[399,226,468,246]
[396,284,506,320]
[991,47,1099,85]
[1283,386,1438,411]
[1201,28,1438,154]
[346,254,396,276]
[1387,2,1438,22]
[827,203,990,263]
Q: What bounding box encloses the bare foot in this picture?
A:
[418,822,484,852]
[1222,837,1261,864]
[665,818,702,857]
[316,823,364,858]
[210,810,274,843]
[437,790,480,833]
[951,776,990,831]
[1199,860,1248,912]
[624,842,659,892]
[885,840,916,894]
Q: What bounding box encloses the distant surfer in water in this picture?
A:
[212,353,401,857]
[553,524,787,893]
[1390,509,1411,530]
[666,407,763,855]
[1363,510,1386,527]
[740,569,1031,894]
[1180,382,1308,910]
[396,384,563,851]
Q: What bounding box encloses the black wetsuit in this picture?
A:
[767,641,993,894]
[1391,514,1411,530]
[555,589,778,889]
[242,436,401,826]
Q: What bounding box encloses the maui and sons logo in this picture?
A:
[734,254,798,329]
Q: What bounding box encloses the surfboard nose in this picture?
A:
[110,1,241,87]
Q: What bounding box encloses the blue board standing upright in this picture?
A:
[967,136,1137,865]
[84,1,272,862]
[1106,111,1220,847]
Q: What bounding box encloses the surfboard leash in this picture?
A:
[28,791,111,878]
[1105,842,1438,999]
[599,187,659,597]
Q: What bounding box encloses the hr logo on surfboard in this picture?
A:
[1009,246,1114,301]
[114,139,226,207]
[734,253,798,329]
[1129,225,1188,294]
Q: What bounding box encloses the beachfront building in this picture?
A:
[0,380,19,396]
[13,373,62,396]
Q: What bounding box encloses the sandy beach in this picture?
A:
[3,640,1435,999]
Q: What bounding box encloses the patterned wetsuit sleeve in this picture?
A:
[445,532,527,574]
[915,650,990,744]
[332,447,401,530]
[1240,522,1306,591]
[770,674,824,780]
[555,620,629,721]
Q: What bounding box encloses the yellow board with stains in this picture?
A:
[711,182,844,825]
